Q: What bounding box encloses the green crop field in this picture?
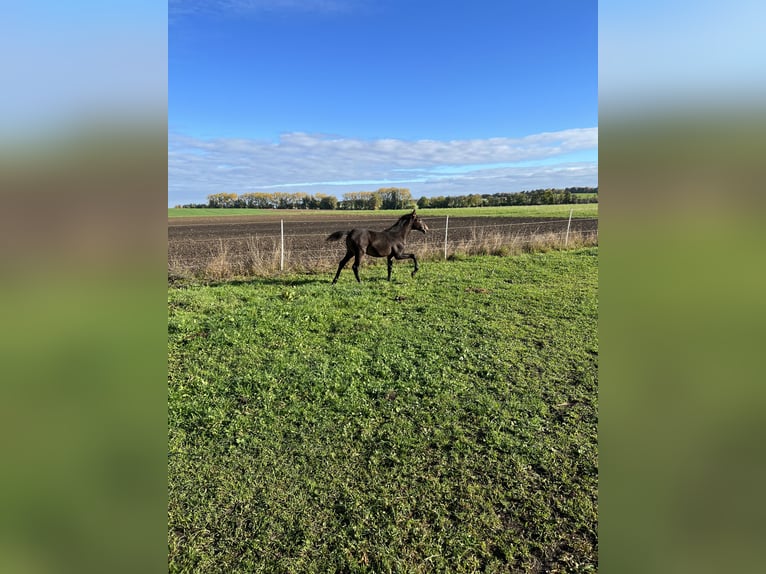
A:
[167,204,598,219]
[168,248,598,572]
[168,208,276,218]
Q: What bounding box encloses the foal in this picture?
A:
[326,210,429,283]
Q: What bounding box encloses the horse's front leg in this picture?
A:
[393,251,419,277]
[387,256,394,281]
[408,253,419,277]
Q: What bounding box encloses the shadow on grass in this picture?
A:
[169,270,411,289]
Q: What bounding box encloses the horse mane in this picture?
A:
[384,212,413,232]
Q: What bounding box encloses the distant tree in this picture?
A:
[377,187,413,210]
[428,195,449,208]
[341,192,362,210]
[358,192,374,210]
[207,192,237,208]
[318,194,338,210]
[409,187,598,209]
[302,194,319,209]
[272,192,307,209]
[292,192,309,209]
[257,193,277,208]
[368,192,383,210]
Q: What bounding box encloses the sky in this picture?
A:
[168,0,598,206]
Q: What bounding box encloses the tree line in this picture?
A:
[176,188,415,210]
[173,187,597,210]
[417,188,598,208]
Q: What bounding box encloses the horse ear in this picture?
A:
[411,208,417,215]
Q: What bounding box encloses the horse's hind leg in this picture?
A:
[351,250,363,283]
[332,251,353,284]
[387,256,394,281]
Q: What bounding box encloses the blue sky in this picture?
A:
[169,0,598,206]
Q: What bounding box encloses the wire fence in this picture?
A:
[168,214,598,279]
[170,218,597,244]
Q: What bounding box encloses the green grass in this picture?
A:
[168,204,598,219]
[168,249,598,572]
[168,208,277,218]
[418,204,597,218]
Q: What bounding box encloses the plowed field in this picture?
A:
[168,213,598,277]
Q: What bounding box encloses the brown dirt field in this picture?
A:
[168,213,598,278]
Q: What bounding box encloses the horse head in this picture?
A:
[411,210,429,234]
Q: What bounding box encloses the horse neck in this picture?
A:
[388,217,413,239]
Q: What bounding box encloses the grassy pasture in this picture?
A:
[168,204,598,219]
[168,248,598,572]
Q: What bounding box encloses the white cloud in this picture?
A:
[168,128,598,204]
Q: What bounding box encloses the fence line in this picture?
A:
[168,228,599,265]
[169,217,599,245]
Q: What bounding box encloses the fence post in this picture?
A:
[280,219,284,271]
[444,215,449,260]
[565,208,573,247]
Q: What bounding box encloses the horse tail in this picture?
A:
[326,230,346,241]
